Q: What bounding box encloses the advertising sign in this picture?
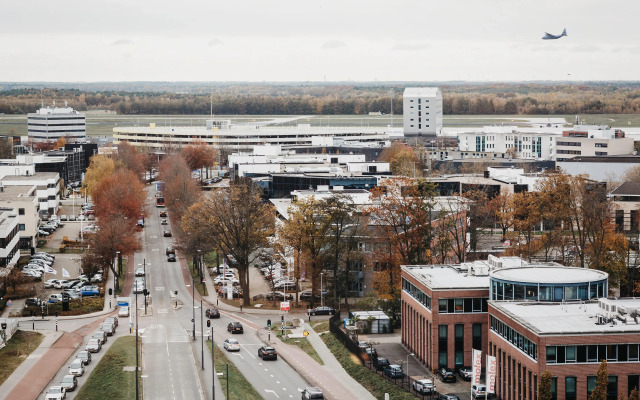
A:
[280,301,290,312]
[487,355,497,394]
[471,349,482,385]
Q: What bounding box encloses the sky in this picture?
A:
[2,0,639,82]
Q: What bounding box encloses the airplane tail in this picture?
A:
[562,28,567,37]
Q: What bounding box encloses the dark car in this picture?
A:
[159,211,167,217]
[307,306,335,316]
[373,356,390,371]
[364,347,377,359]
[383,364,404,379]
[25,297,42,307]
[258,346,277,360]
[163,230,172,237]
[437,367,457,383]
[227,322,244,334]
[205,308,221,319]
[439,395,461,400]
[301,387,324,399]
[458,366,472,381]
[167,253,176,262]
[166,246,175,255]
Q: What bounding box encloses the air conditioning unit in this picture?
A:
[599,299,618,320]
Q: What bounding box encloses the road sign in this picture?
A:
[280,301,290,312]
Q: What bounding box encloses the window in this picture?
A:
[608,376,618,400]
[566,377,577,400]
[546,346,557,363]
[630,375,640,396]
[566,346,576,362]
[439,325,448,368]
[18,208,25,215]
[473,323,482,350]
[551,377,557,400]
[455,324,464,367]
[18,224,25,231]
[588,376,597,397]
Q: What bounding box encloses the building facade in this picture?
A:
[555,128,634,162]
[403,87,443,136]
[27,106,86,142]
[0,186,40,251]
[0,207,20,268]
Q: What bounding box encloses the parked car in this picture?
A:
[48,294,63,303]
[439,395,461,400]
[205,308,221,319]
[85,339,102,353]
[458,366,472,381]
[118,306,130,317]
[61,290,81,300]
[301,387,324,399]
[106,317,118,328]
[373,356,390,371]
[60,375,77,392]
[258,346,278,360]
[45,386,66,400]
[38,229,50,236]
[77,350,91,365]
[218,287,243,298]
[163,230,172,237]
[413,379,437,395]
[68,215,76,221]
[273,281,297,290]
[471,384,487,399]
[265,291,293,301]
[364,347,377,358]
[299,290,321,301]
[59,215,68,221]
[214,276,239,286]
[227,322,244,334]
[437,367,457,383]
[223,338,240,352]
[69,359,85,376]
[25,297,43,307]
[81,286,100,296]
[383,364,404,379]
[307,306,335,316]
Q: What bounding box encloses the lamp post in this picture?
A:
[320,272,324,307]
[211,322,215,400]
[406,353,414,390]
[115,251,120,294]
[201,299,204,370]
[192,277,196,341]
[135,285,139,400]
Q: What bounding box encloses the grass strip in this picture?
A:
[0,330,44,386]
[269,325,324,365]
[76,336,141,400]
[315,326,415,400]
[188,260,208,297]
[207,339,262,400]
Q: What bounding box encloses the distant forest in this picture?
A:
[1,81,640,115]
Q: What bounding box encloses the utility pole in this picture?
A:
[135,287,139,400]
[192,277,196,341]
[201,299,204,369]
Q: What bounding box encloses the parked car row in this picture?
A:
[39,218,64,236]
[22,252,55,279]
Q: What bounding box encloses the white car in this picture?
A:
[54,280,70,289]
[45,385,66,400]
[214,276,239,286]
[135,267,145,276]
[118,306,130,317]
[472,383,488,399]
[413,378,437,394]
[223,338,240,352]
[69,359,85,376]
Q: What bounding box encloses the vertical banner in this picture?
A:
[471,349,482,385]
[487,355,497,394]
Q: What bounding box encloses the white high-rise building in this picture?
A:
[27,105,86,142]
[403,87,443,136]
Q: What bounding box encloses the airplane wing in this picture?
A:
[542,33,553,39]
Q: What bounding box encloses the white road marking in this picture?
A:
[158,309,168,314]
[152,248,159,252]
[155,287,165,291]
[265,389,280,398]
[232,353,244,359]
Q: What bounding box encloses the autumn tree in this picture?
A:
[82,155,115,198]
[182,180,274,304]
[277,216,305,307]
[378,141,422,177]
[589,360,608,400]
[537,370,553,400]
[510,191,542,261]
[159,154,201,224]
[114,141,145,178]
[630,388,640,400]
[1,268,29,294]
[92,169,146,223]
[488,189,514,241]
[182,140,217,181]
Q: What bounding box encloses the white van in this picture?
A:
[118,306,130,317]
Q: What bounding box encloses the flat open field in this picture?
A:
[2,113,640,138]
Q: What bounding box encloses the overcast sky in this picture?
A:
[2,0,638,82]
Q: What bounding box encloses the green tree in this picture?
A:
[537,370,553,400]
[589,360,608,400]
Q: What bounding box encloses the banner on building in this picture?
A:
[486,355,497,394]
[471,349,482,385]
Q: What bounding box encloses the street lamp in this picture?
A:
[320,272,324,307]
[192,277,196,341]
[406,353,414,390]
[135,284,139,400]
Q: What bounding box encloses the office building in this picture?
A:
[403,88,443,136]
[27,106,86,142]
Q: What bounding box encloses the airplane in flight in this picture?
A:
[542,28,567,40]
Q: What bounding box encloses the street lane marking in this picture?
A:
[232,353,244,359]
[158,309,168,314]
[152,248,159,251]
[155,287,165,291]
[265,389,279,398]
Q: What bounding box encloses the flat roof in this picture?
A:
[0,172,60,182]
[491,266,608,284]
[402,265,490,290]
[0,185,36,199]
[491,299,640,335]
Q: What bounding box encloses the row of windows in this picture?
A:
[438,297,488,314]
[402,277,431,310]
[547,343,640,364]
[28,129,85,133]
[595,143,609,148]
[596,151,608,156]
[28,116,85,120]
[557,141,582,146]
[490,316,537,360]
[491,279,606,301]
[557,149,582,155]
[28,123,85,127]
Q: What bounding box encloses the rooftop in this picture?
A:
[491,266,608,284]
[491,299,640,335]
[0,185,37,199]
[404,87,441,97]
[0,172,60,182]
[610,181,640,196]
[402,264,491,290]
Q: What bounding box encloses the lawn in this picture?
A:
[269,325,324,365]
[76,336,141,400]
[315,325,415,400]
[22,296,104,317]
[207,339,261,400]
[0,330,44,386]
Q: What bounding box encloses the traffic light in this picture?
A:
[143,289,148,296]
[267,319,271,327]
[281,315,284,323]
[108,288,113,296]
[207,320,211,328]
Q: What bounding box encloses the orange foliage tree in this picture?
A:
[92,169,146,223]
[378,141,422,177]
[182,140,218,181]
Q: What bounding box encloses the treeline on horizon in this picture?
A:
[1,82,640,115]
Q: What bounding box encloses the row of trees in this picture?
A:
[3,83,640,115]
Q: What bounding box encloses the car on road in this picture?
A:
[85,339,102,353]
[166,246,175,255]
[77,350,91,365]
[60,375,77,392]
[373,356,390,371]
[413,379,437,394]
[227,322,244,334]
[45,386,66,400]
[69,359,85,376]
[458,366,472,381]
[102,322,116,336]
[307,306,335,316]
[81,286,100,296]
[383,364,404,379]
[161,219,168,225]
[258,346,277,360]
[437,367,457,383]
[167,253,176,262]
[160,211,167,217]
[92,330,107,345]
[301,387,324,399]
[135,267,145,276]
[265,291,293,301]
[25,297,43,307]
[205,308,221,318]
[118,306,130,317]
[471,383,487,399]
[223,338,240,352]
[439,395,461,400]
[163,230,172,237]
[106,317,119,328]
